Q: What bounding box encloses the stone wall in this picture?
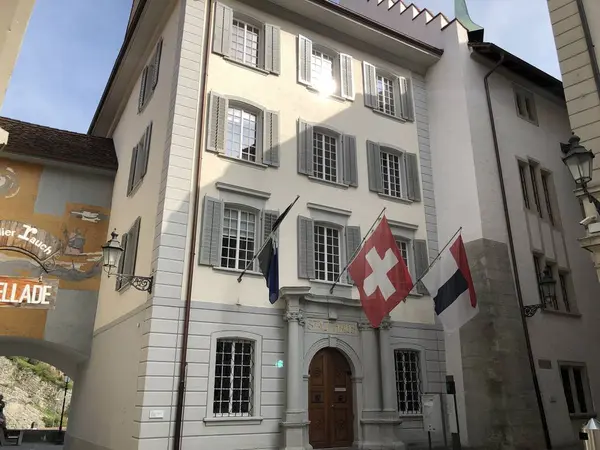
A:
[0,357,71,429]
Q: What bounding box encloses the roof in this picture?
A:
[470,42,565,99]
[0,116,118,171]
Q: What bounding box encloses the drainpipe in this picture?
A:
[575,0,600,100]
[483,53,552,449]
[172,0,214,448]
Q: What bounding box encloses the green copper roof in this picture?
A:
[455,0,484,34]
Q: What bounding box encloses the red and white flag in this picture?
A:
[348,216,414,328]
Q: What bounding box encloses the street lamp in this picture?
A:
[560,133,600,214]
[101,229,153,293]
[523,268,557,318]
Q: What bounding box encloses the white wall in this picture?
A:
[95,4,181,330]
[190,0,435,324]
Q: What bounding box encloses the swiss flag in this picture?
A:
[348,216,414,328]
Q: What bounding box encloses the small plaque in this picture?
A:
[306,319,358,336]
[334,387,346,392]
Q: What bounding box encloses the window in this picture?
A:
[518,163,530,209]
[298,35,354,100]
[533,254,543,303]
[367,142,420,202]
[128,123,153,196]
[297,120,358,187]
[533,254,575,313]
[541,172,555,226]
[394,238,409,269]
[514,86,538,125]
[207,92,279,167]
[212,3,280,75]
[560,364,593,416]
[138,39,162,113]
[363,61,414,121]
[530,165,542,217]
[226,106,257,162]
[313,131,338,183]
[221,207,257,270]
[116,217,141,291]
[559,272,572,312]
[314,225,341,282]
[212,338,255,417]
[394,349,422,415]
[544,264,559,310]
[297,216,361,283]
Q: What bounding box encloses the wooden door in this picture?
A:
[308,348,354,448]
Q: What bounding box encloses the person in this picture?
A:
[0,394,6,437]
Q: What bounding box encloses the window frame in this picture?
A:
[513,85,538,126]
[367,141,420,203]
[558,363,595,418]
[220,204,260,272]
[205,330,263,425]
[312,127,341,184]
[313,221,344,283]
[230,17,261,68]
[393,235,412,275]
[362,61,414,122]
[518,162,530,210]
[393,347,426,417]
[380,147,408,200]
[529,164,543,218]
[225,101,262,163]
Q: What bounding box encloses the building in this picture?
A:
[0,0,36,147]
[545,0,600,280]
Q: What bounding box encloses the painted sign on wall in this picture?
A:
[0,276,59,309]
[0,220,62,262]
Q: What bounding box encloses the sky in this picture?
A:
[0,0,560,134]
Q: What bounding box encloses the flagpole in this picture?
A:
[329,207,386,294]
[411,226,462,287]
[237,195,300,283]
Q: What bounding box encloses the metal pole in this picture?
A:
[58,376,69,433]
[428,431,433,450]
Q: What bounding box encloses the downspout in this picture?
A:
[483,54,552,450]
[575,0,600,99]
[173,0,214,448]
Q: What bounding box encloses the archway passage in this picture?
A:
[308,347,354,449]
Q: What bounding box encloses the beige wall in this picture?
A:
[0,0,35,108]
[94,3,181,330]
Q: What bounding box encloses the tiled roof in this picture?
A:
[0,116,117,171]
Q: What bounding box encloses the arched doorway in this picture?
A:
[308,347,354,449]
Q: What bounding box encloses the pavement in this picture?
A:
[17,444,62,449]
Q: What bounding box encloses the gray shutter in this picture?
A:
[297,216,315,279]
[345,226,361,284]
[127,217,141,277]
[340,53,354,100]
[140,122,152,179]
[207,92,228,153]
[152,39,163,89]
[264,24,281,75]
[199,196,224,266]
[262,210,279,243]
[405,152,421,202]
[392,77,402,118]
[263,111,280,167]
[212,2,232,57]
[366,141,383,193]
[138,67,148,112]
[400,77,415,121]
[414,240,429,295]
[133,136,145,188]
[127,145,138,196]
[362,61,377,108]
[115,233,128,291]
[297,119,313,176]
[342,134,358,187]
[298,35,312,85]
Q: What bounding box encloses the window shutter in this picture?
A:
[140,122,152,180]
[345,226,361,284]
[199,196,223,266]
[264,24,281,75]
[392,77,402,118]
[213,2,232,57]
[152,39,163,89]
[342,134,358,187]
[263,111,280,167]
[400,77,414,121]
[405,152,421,202]
[297,119,313,176]
[127,145,138,196]
[115,233,128,291]
[366,140,383,193]
[133,136,145,189]
[138,67,148,113]
[262,210,279,243]
[298,35,313,85]
[127,217,141,277]
[297,216,315,279]
[362,62,377,108]
[340,53,354,100]
[207,92,228,153]
[413,240,429,295]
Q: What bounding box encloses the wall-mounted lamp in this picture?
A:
[523,268,556,318]
[101,230,153,293]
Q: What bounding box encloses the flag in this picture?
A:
[421,234,477,332]
[348,216,414,328]
[254,196,299,303]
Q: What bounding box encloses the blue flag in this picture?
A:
[257,238,279,304]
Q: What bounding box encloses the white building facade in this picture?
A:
[64,0,600,449]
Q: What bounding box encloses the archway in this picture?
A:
[308,347,354,449]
